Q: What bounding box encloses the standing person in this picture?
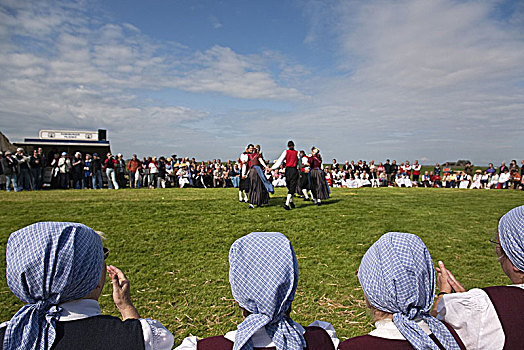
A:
[1,151,19,192]
[271,141,300,210]
[238,146,250,202]
[71,152,84,189]
[49,153,60,189]
[148,157,159,189]
[103,153,119,189]
[15,148,32,191]
[245,144,274,209]
[404,161,412,179]
[390,160,398,186]
[0,152,5,191]
[435,205,524,349]
[90,153,103,189]
[83,154,92,189]
[308,147,329,206]
[127,154,141,189]
[297,150,311,200]
[29,149,44,190]
[58,152,72,189]
[384,159,392,185]
[0,222,174,350]
[116,153,126,189]
[412,160,422,183]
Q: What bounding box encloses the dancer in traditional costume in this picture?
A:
[271,141,300,210]
[238,145,250,203]
[297,150,311,201]
[245,145,274,208]
[308,147,330,206]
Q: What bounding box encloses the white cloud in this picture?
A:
[293,0,524,164]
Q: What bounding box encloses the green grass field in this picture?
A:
[0,187,522,344]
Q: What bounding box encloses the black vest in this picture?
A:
[0,315,144,350]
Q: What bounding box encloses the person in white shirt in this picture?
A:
[434,205,524,350]
[339,232,463,349]
[175,232,338,350]
[0,222,174,350]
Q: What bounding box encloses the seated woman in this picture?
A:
[0,222,174,350]
[435,205,524,349]
[176,232,338,350]
[338,232,464,350]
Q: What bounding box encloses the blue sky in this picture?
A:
[1,0,523,164]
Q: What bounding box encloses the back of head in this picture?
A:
[5,222,104,350]
[358,232,460,350]
[498,205,524,273]
[228,232,304,350]
[287,140,295,149]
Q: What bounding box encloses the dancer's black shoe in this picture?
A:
[290,202,295,209]
[284,205,291,210]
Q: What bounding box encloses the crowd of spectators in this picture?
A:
[323,159,523,190]
[0,147,523,191]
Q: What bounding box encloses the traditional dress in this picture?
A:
[437,206,524,349]
[340,232,464,350]
[175,232,339,350]
[308,155,330,203]
[238,152,250,202]
[247,152,273,207]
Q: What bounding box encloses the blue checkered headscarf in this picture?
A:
[358,232,460,350]
[4,222,105,350]
[499,205,524,272]
[229,232,306,350]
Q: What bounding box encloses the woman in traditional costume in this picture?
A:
[245,145,274,209]
[307,147,330,206]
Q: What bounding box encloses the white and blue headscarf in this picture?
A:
[499,205,524,272]
[358,232,460,350]
[4,222,105,350]
[229,232,306,350]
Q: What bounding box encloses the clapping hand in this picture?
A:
[107,265,141,320]
[436,261,466,293]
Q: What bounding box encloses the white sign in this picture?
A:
[39,130,99,141]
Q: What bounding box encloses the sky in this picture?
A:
[0,0,523,165]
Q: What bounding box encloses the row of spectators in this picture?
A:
[1,148,523,191]
[322,159,523,190]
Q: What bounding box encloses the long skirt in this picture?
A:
[248,166,271,206]
[310,168,330,200]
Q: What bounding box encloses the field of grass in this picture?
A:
[0,187,522,344]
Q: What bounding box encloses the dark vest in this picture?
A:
[197,326,335,350]
[337,321,465,350]
[483,286,524,350]
[0,315,144,350]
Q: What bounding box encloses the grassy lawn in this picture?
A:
[0,187,522,343]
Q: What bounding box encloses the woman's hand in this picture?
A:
[436,261,466,293]
[107,265,141,320]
